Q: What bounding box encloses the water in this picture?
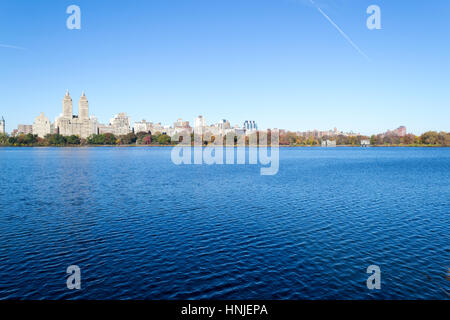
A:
[0,147,448,300]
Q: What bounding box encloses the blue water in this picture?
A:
[0,147,448,300]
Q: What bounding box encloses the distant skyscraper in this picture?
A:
[17,124,33,135]
[0,116,5,134]
[62,90,73,118]
[217,119,231,130]
[109,113,131,136]
[33,113,52,138]
[243,120,258,132]
[383,126,407,138]
[194,115,206,134]
[172,118,191,136]
[174,118,190,129]
[396,126,407,137]
[79,91,89,120]
[134,120,152,134]
[194,115,206,128]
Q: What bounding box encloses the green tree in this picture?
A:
[45,134,66,146]
[8,136,17,145]
[437,132,450,146]
[401,134,416,145]
[87,134,105,145]
[157,134,171,145]
[420,131,439,145]
[66,135,81,145]
[370,135,378,145]
[14,133,38,146]
[0,133,9,145]
[104,133,117,145]
[120,132,137,145]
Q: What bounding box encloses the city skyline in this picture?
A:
[0,90,413,139]
[0,1,449,135]
[0,87,445,136]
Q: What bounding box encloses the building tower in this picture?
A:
[194,115,206,135]
[32,113,52,138]
[79,91,89,120]
[63,90,73,118]
[0,116,5,134]
[243,120,258,132]
[194,115,206,128]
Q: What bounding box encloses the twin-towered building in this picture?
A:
[30,91,96,138]
[54,91,99,139]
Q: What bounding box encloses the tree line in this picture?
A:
[0,132,172,147]
[0,130,449,147]
[278,131,450,146]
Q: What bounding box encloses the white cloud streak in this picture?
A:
[0,43,26,50]
[309,0,370,61]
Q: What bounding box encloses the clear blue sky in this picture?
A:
[0,0,449,135]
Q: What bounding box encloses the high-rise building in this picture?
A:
[32,113,52,138]
[79,91,89,120]
[134,120,152,134]
[151,122,165,134]
[62,90,73,118]
[209,119,232,136]
[0,116,5,134]
[395,126,407,137]
[194,115,206,128]
[16,124,33,135]
[194,115,206,134]
[110,113,131,136]
[172,118,192,136]
[101,113,131,136]
[216,119,231,130]
[55,91,98,138]
[174,118,190,129]
[383,126,407,138]
[243,120,258,132]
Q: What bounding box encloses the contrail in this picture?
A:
[309,0,370,61]
[0,43,25,50]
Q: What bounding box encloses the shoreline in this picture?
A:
[1,144,449,148]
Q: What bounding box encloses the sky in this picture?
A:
[0,0,449,135]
